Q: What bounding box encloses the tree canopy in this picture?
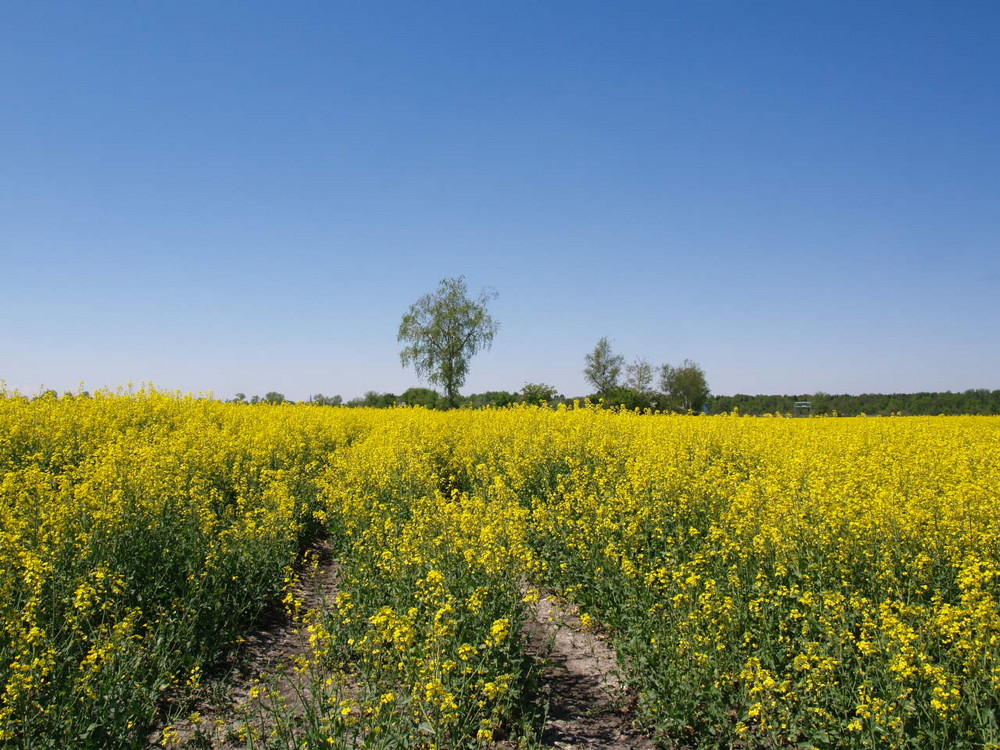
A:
[625,357,655,396]
[521,382,558,405]
[398,277,499,408]
[583,337,625,397]
[660,359,710,413]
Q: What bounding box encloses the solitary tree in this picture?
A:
[400,387,442,408]
[310,393,343,406]
[660,359,710,412]
[360,391,398,408]
[583,337,625,397]
[398,277,499,408]
[625,357,655,396]
[521,382,558,405]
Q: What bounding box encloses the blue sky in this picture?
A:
[3,1,998,400]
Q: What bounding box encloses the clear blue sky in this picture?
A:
[3,1,998,400]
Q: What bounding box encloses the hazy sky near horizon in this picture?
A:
[3,1,998,400]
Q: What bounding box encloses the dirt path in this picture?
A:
[152,555,657,749]
[522,593,658,750]
[150,539,340,749]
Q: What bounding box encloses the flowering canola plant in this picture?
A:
[513,408,1000,749]
[0,388,358,747]
[1,389,998,749]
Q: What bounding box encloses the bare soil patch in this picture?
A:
[148,538,340,749]
[521,593,657,750]
[150,554,657,749]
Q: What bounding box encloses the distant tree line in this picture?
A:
[14,386,1000,416]
[17,277,994,415]
[220,388,999,415]
[221,388,1000,414]
[708,389,1000,416]
[582,336,711,412]
[391,280,712,412]
[232,392,292,405]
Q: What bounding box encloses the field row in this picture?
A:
[1,392,998,748]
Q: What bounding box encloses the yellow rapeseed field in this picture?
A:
[1,390,997,748]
